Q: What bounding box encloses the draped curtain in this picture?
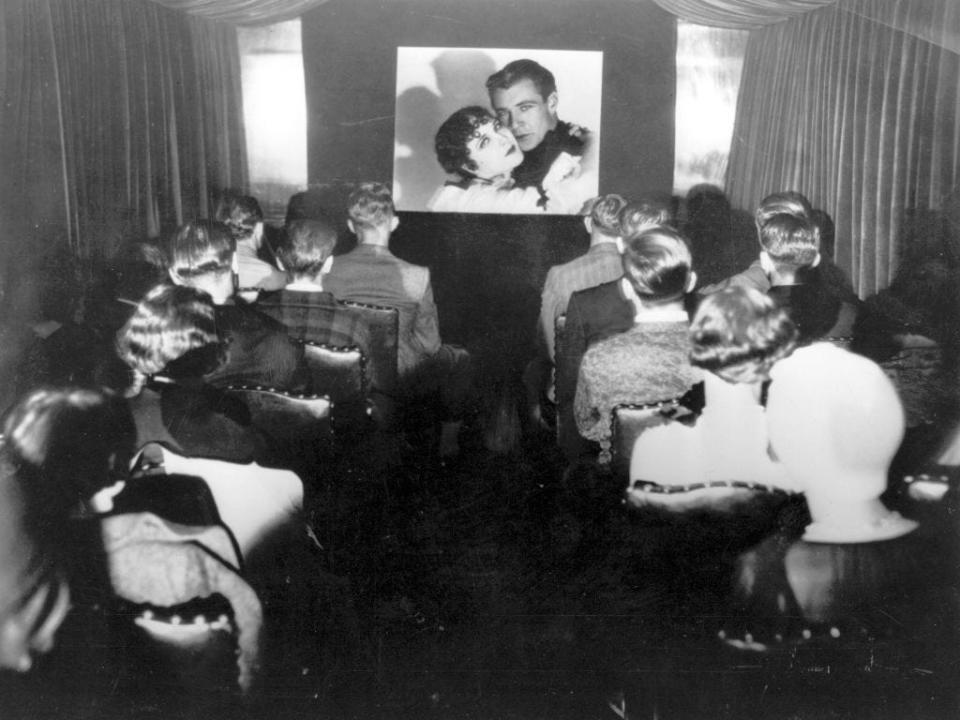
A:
[147,0,328,25]
[0,0,245,292]
[725,2,960,295]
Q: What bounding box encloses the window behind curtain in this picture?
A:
[673,22,748,195]
[238,20,307,220]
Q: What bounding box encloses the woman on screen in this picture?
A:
[428,106,582,214]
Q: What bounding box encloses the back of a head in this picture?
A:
[279,218,338,278]
[621,226,694,304]
[759,213,820,269]
[581,194,627,237]
[767,343,904,492]
[3,387,136,515]
[485,58,556,99]
[166,220,235,281]
[755,190,812,230]
[115,283,223,387]
[215,194,263,243]
[619,198,672,241]
[347,182,395,232]
[689,287,798,384]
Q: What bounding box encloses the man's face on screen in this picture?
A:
[490,78,558,153]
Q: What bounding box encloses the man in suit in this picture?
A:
[539,195,670,361]
[324,183,474,456]
[167,220,308,391]
[256,216,371,355]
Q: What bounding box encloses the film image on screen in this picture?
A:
[393,47,602,215]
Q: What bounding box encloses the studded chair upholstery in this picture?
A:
[224,387,332,480]
[301,341,370,431]
[610,398,693,479]
[337,300,399,396]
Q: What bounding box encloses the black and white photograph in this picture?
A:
[1,1,959,719]
[393,47,602,214]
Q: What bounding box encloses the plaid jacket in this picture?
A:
[256,289,372,355]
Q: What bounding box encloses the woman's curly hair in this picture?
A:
[689,287,798,384]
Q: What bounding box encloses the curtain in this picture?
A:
[725,3,960,295]
[649,0,835,29]
[0,0,246,293]
[147,0,328,25]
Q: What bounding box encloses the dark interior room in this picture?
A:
[1,1,959,718]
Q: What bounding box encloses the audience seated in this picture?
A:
[166,219,308,391]
[574,226,700,461]
[759,213,860,343]
[115,283,268,463]
[630,287,799,490]
[700,190,857,303]
[538,194,630,363]
[721,343,924,650]
[0,387,263,703]
[215,193,286,294]
[324,182,476,455]
[256,216,373,368]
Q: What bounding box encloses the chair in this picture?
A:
[610,398,693,479]
[337,300,399,397]
[553,314,597,460]
[300,341,371,431]
[224,386,333,479]
[878,341,944,427]
[117,443,224,530]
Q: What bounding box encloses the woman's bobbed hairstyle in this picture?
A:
[434,106,495,177]
[689,287,798,384]
[115,284,225,393]
[2,387,136,516]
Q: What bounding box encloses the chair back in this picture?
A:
[878,342,944,427]
[119,443,224,529]
[129,595,243,705]
[225,387,333,477]
[338,300,399,396]
[610,398,693,478]
[301,341,370,431]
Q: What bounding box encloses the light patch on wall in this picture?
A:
[673,22,748,195]
[238,20,307,218]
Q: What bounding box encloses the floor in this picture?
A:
[248,409,960,720]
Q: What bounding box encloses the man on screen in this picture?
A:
[486,59,594,191]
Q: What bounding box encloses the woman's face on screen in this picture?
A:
[463,119,522,181]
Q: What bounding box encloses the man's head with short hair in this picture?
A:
[619,199,672,241]
[347,182,395,229]
[580,194,627,239]
[166,220,236,303]
[621,226,696,304]
[758,213,820,278]
[215,194,263,245]
[279,218,338,280]
[755,190,812,231]
[486,59,559,153]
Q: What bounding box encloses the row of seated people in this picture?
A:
[620,285,959,655]
[536,189,953,465]
[529,187,959,654]
[0,185,486,711]
[8,182,477,466]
